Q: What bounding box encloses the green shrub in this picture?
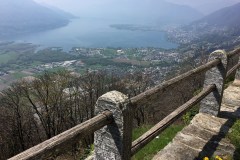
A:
[227,120,240,159]
[182,105,199,124]
[132,124,184,160]
[79,144,94,160]
[182,89,201,124]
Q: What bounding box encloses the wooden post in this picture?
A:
[227,49,240,79]
[233,57,240,85]
[200,50,228,116]
[94,91,133,160]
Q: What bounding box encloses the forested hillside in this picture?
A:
[0,64,204,159]
[0,70,153,159]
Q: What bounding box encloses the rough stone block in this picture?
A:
[94,91,129,160]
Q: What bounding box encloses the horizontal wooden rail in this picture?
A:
[9,111,113,160]
[131,84,216,155]
[227,48,240,58]
[130,59,220,107]
[226,63,240,78]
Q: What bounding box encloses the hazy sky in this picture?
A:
[166,0,240,14]
[35,0,240,16]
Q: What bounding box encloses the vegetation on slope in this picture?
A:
[227,120,240,159]
[132,125,184,160]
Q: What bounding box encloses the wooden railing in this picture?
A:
[131,84,216,155]
[9,111,113,160]
[9,48,240,160]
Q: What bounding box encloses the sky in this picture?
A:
[34,0,240,16]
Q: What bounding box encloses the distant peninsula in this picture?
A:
[109,24,163,32]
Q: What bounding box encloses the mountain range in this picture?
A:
[0,0,74,38]
[170,2,240,46]
[139,0,203,25]
[194,2,240,28]
[0,0,204,38]
[2,0,239,41]
[34,0,204,25]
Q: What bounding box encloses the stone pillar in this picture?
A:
[200,50,228,116]
[94,91,133,160]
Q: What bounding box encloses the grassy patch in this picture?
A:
[227,119,240,159]
[224,75,235,89]
[11,72,28,79]
[0,52,18,64]
[101,48,117,57]
[113,58,150,66]
[132,124,184,160]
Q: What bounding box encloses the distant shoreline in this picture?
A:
[1,19,178,51]
[0,20,70,40]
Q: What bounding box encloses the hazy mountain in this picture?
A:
[39,4,77,19]
[0,0,74,38]
[166,0,240,15]
[147,0,203,25]
[170,2,240,46]
[34,0,203,26]
[121,0,204,26]
[194,2,240,28]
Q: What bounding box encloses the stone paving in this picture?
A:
[153,81,240,160]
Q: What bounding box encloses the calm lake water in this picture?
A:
[11,18,177,50]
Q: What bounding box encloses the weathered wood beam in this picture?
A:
[131,84,216,156]
[9,111,113,160]
[226,63,240,78]
[227,48,240,58]
[226,49,240,78]
[130,59,220,107]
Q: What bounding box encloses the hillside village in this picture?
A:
[1,30,240,91]
[0,43,191,91]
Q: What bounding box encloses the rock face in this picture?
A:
[153,82,240,160]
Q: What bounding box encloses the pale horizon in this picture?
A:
[34,0,240,16]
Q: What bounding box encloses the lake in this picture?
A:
[10,18,178,50]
